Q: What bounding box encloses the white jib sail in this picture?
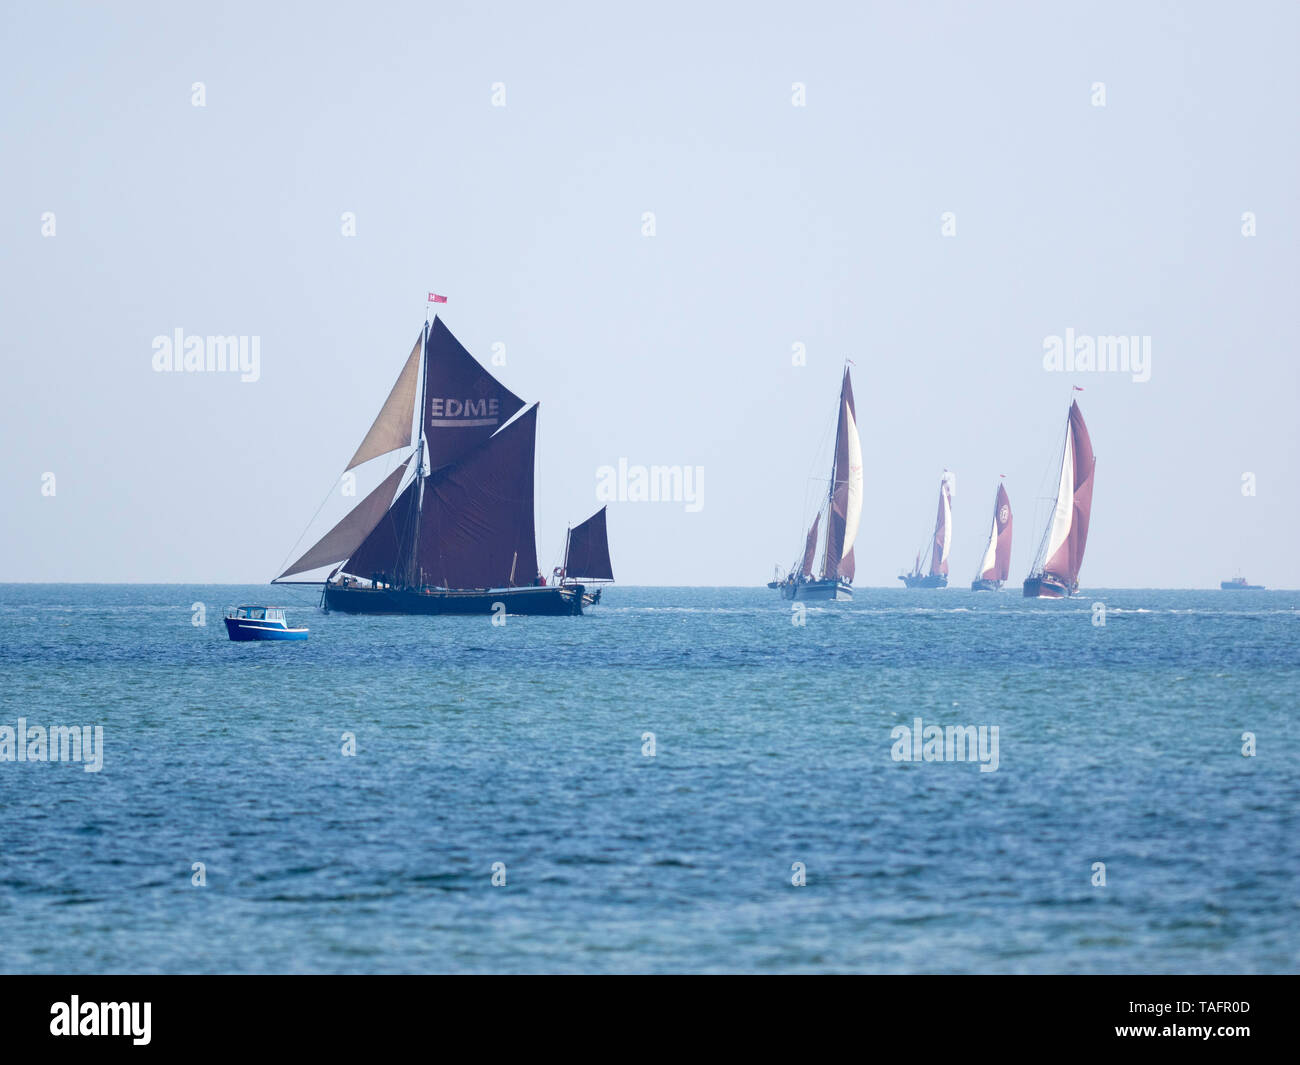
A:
[841,402,864,557]
[939,484,952,566]
[1042,422,1076,568]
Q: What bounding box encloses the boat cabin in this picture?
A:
[225,606,289,623]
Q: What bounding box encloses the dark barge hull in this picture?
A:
[970,578,1003,592]
[1022,575,1075,599]
[324,584,586,616]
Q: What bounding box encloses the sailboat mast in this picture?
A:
[818,473,836,577]
[406,318,430,588]
[818,433,840,579]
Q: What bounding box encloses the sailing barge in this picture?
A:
[1023,398,1095,598]
[970,480,1012,591]
[899,474,952,588]
[275,315,611,616]
[768,367,862,601]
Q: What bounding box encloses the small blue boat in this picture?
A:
[224,606,309,641]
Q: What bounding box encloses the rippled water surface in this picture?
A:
[0,584,1296,973]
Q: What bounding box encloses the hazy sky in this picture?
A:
[2,1,1297,587]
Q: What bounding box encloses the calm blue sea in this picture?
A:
[0,584,1296,974]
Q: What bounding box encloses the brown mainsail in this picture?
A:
[415,404,539,590]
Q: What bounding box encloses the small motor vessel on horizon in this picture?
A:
[768,366,862,602]
[1023,395,1095,599]
[1220,576,1264,590]
[900,472,952,588]
[970,479,1012,591]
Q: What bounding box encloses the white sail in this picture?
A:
[841,402,863,556]
[938,482,952,566]
[1042,422,1076,567]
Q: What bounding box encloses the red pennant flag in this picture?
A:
[428,292,447,304]
[1073,385,1084,391]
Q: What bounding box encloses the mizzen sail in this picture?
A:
[564,506,614,581]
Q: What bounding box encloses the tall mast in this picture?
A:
[406,317,430,588]
[818,445,838,580]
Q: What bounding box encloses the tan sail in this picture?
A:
[344,334,421,471]
[278,457,412,578]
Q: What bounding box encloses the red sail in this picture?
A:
[565,506,614,581]
[929,478,952,577]
[985,482,1013,581]
[801,511,821,578]
[423,317,525,471]
[1043,400,1096,585]
[822,368,857,579]
[415,404,539,589]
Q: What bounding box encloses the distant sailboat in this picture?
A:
[1023,398,1095,598]
[557,506,614,606]
[900,473,952,588]
[274,314,595,616]
[970,480,1012,591]
[768,367,862,601]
